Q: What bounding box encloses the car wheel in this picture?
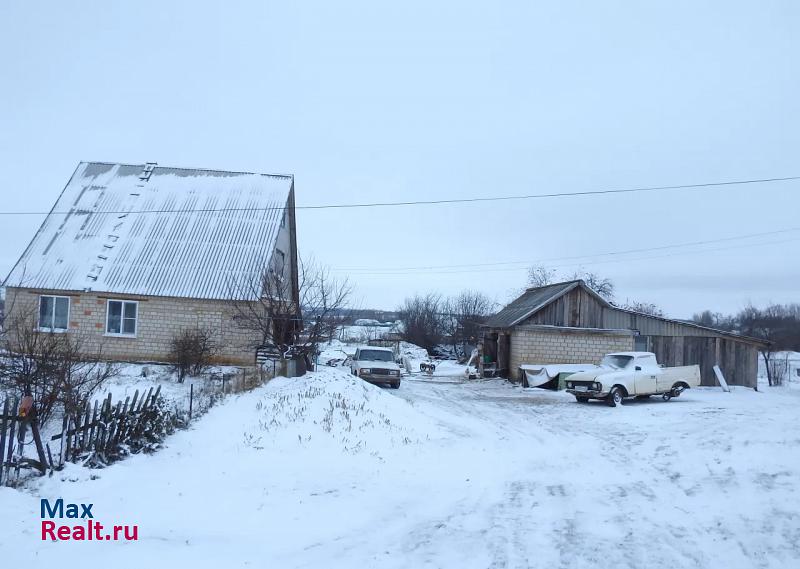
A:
[607,387,624,407]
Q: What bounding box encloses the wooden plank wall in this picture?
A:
[527,288,605,328]
[646,335,758,387]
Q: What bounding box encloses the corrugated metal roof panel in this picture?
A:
[4,162,293,301]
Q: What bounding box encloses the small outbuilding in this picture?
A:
[483,280,768,387]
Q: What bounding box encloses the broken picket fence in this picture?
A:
[0,386,162,486]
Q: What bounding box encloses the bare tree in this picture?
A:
[397,293,444,353]
[444,291,495,358]
[691,310,736,331]
[297,259,353,363]
[570,270,615,301]
[525,265,615,301]
[229,256,352,370]
[737,303,800,386]
[619,299,664,317]
[526,265,557,288]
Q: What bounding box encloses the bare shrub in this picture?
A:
[168,327,218,382]
[0,310,117,427]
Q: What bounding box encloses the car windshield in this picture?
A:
[601,355,633,370]
[358,350,394,362]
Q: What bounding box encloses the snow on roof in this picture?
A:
[4,162,293,301]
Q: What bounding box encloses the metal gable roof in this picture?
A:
[4,162,293,301]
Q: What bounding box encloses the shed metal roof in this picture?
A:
[4,162,293,301]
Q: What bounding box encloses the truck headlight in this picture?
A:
[359,368,371,375]
[390,370,400,376]
[566,381,573,389]
[593,382,602,391]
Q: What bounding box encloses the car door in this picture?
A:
[633,364,658,395]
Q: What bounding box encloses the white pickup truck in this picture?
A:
[565,352,701,407]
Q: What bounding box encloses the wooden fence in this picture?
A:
[0,386,162,486]
[51,385,163,468]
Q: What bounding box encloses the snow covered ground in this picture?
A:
[2,368,799,568]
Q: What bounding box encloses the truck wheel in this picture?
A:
[575,396,589,403]
[390,381,401,389]
[607,387,624,407]
[662,393,671,401]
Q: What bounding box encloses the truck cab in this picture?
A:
[565,352,701,406]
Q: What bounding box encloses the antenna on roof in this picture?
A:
[139,162,157,182]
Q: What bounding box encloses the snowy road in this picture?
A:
[2,371,799,568]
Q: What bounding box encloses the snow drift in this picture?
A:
[246,368,437,453]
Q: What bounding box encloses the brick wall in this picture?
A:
[5,288,261,365]
[509,326,634,380]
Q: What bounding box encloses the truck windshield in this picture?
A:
[358,350,394,362]
[601,355,633,370]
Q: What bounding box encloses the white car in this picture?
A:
[565,352,701,406]
[349,346,402,389]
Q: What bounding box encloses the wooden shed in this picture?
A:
[483,280,767,387]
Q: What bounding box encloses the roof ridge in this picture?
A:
[82,161,293,180]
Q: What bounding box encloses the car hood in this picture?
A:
[568,368,626,383]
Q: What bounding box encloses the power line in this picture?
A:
[335,226,800,272]
[298,175,799,210]
[0,175,796,216]
[331,234,800,276]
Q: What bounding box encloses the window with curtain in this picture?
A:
[38,295,70,331]
[106,300,138,336]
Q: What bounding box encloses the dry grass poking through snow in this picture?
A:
[246,368,435,454]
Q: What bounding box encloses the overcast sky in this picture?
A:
[1,1,798,317]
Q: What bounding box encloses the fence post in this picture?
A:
[5,397,19,485]
[29,411,48,474]
[0,398,9,486]
[189,384,194,421]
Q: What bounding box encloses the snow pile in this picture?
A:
[246,368,436,453]
[316,338,357,366]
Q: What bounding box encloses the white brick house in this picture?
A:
[3,161,299,365]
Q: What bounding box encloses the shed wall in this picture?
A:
[509,327,633,381]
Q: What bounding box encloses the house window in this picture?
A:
[106,300,138,336]
[275,249,286,273]
[38,295,70,331]
[281,209,286,228]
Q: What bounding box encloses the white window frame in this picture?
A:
[37,295,71,333]
[105,299,139,338]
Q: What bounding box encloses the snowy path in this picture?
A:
[2,374,799,568]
